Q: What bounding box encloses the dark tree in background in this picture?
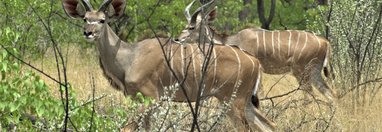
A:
[257,0,276,29]
[316,0,328,5]
[239,0,253,21]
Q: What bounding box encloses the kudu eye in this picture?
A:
[83,18,87,22]
[188,27,195,30]
[100,20,105,23]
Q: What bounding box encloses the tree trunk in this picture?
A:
[257,0,276,29]
[239,0,253,21]
[316,0,328,5]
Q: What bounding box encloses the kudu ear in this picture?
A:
[102,0,126,19]
[62,0,89,19]
[206,6,217,23]
[191,6,216,26]
[189,0,215,26]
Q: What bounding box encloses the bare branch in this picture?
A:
[339,77,382,98]
[26,0,71,130]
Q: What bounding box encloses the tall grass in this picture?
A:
[30,45,382,131]
[261,74,382,131]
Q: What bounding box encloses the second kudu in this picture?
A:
[63,0,275,131]
[176,0,336,102]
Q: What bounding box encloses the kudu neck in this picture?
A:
[204,27,232,45]
[95,24,132,57]
[97,24,124,47]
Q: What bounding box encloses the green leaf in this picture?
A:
[19,97,27,106]
[36,79,45,90]
[1,71,5,80]
[137,92,144,102]
[2,62,8,72]
[5,27,11,36]
[12,48,18,55]
[9,104,17,112]
[144,98,151,106]
[14,32,20,42]
[12,92,20,99]
[2,51,7,60]
[12,62,19,72]
[34,99,43,108]
[0,102,6,111]
[36,107,45,117]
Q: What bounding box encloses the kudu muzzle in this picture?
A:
[83,23,98,40]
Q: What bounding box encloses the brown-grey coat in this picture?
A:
[63,0,275,131]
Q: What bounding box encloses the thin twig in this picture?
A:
[88,74,96,131]
[26,0,71,131]
[265,74,288,97]
[143,0,201,131]
[261,86,300,101]
[339,77,382,98]
[71,94,108,111]
[0,45,64,86]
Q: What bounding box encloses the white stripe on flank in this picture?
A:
[272,31,275,55]
[278,31,281,58]
[298,32,308,60]
[314,34,321,50]
[253,66,261,96]
[263,31,267,55]
[244,52,255,76]
[287,31,292,56]
[171,44,174,69]
[199,47,203,80]
[293,31,301,62]
[256,31,259,56]
[230,47,241,82]
[170,44,174,83]
[323,44,329,68]
[189,46,198,87]
[205,26,211,42]
[212,48,217,85]
[181,45,184,78]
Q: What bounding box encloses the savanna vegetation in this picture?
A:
[0,0,381,131]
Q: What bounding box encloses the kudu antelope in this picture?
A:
[177,1,336,101]
[63,0,275,131]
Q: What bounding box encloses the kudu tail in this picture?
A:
[323,43,335,80]
[323,64,335,80]
[246,101,276,132]
[251,95,260,108]
[251,65,262,108]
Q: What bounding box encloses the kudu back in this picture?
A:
[177,0,336,102]
[63,0,275,131]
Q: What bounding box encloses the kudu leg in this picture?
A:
[121,104,149,131]
[224,96,249,131]
[121,118,138,132]
[121,103,156,131]
[294,64,336,102]
[244,98,276,132]
[310,67,336,102]
[121,81,159,131]
[226,97,275,132]
[226,106,247,132]
[293,70,316,100]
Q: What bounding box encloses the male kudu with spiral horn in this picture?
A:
[177,0,336,102]
[63,0,275,131]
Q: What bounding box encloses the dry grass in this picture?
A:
[26,46,382,131]
[261,74,382,132]
[26,46,127,111]
[138,97,233,131]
